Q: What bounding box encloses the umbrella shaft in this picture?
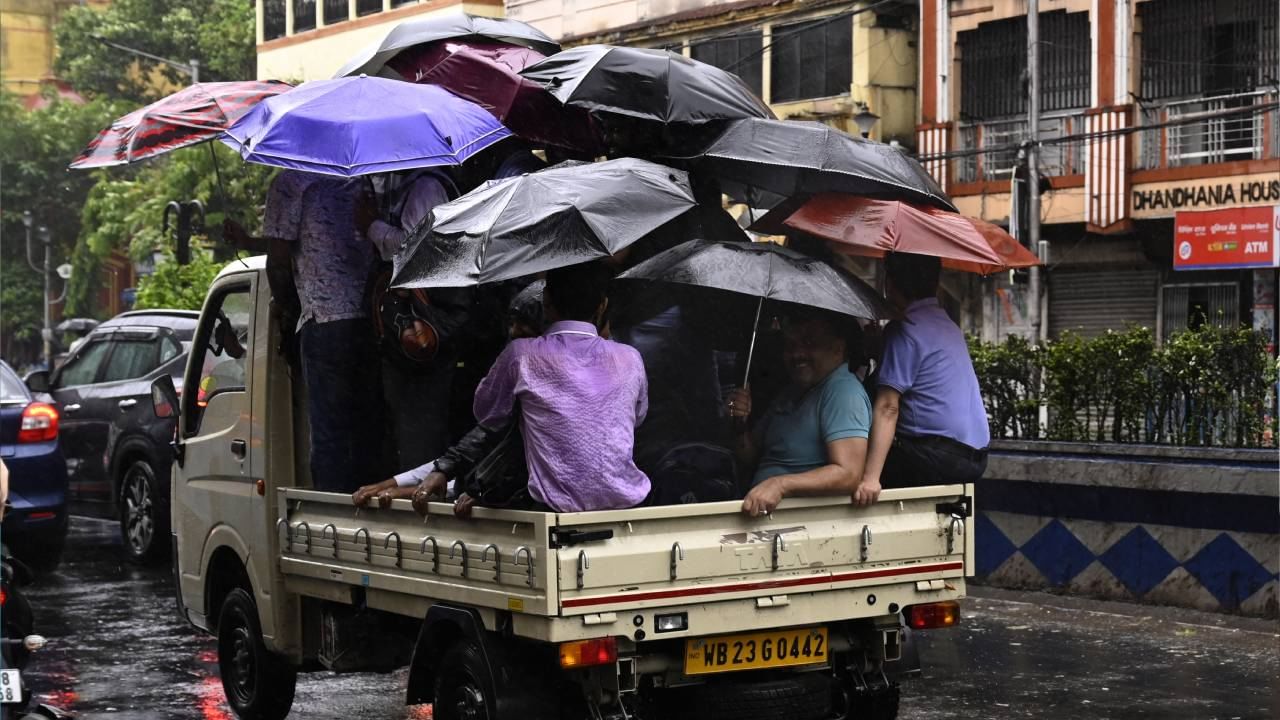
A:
[741,296,764,388]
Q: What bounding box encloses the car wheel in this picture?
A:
[118,459,167,564]
[216,588,296,720]
[434,639,499,720]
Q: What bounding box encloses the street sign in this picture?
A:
[56,263,72,280]
[1173,206,1280,271]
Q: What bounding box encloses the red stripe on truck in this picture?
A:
[562,561,965,609]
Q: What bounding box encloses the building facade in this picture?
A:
[0,0,108,96]
[255,0,503,82]
[505,0,918,143]
[918,0,1279,344]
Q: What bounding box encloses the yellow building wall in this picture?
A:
[0,0,91,95]
[257,0,502,82]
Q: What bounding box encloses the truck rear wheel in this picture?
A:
[216,588,297,720]
[434,639,498,720]
[655,671,832,720]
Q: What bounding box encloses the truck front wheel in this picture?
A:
[217,588,297,720]
[434,639,498,720]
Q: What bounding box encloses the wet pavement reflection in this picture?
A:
[19,516,1280,719]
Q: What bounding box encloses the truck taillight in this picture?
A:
[559,637,617,669]
[18,403,59,443]
[906,601,960,630]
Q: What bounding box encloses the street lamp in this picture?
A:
[853,107,880,139]
[90,33,199,83]
[23,213,53,369]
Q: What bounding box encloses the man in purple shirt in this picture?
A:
[855,253,990,505]
[473,263,651,512]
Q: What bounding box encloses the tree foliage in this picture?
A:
[0,91,129,363]
[53,0,256,104]
[134,252,224,311]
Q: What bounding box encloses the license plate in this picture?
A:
[0,669,22,704]
[684,627,827,675]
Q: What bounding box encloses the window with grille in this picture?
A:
[292,0,317,32]
[357,0,382,15]
[1139,0,1278,100]
[957,10,1091,120]
[769,14,852,103]
[263,0,286,40]
[323,0,348,24]
[1162,283,1240,336]
[690,30,763,98]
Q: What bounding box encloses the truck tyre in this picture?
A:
[843,683,900,720]
[216,588,297,720]
[656,671,832,720]
[118,459,167,565]
[434,639,499,720]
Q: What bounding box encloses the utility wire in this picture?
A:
[724,0,899,72]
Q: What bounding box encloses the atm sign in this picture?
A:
[1173,206,1280,270]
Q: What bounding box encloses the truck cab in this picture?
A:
[161,257,973,720]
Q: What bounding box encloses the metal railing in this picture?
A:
[1138,90,1277,169]
[954,113,1087,183]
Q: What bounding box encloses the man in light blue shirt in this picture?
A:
[855,253,990,505]
[727,311,872,517]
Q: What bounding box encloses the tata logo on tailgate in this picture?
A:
[1173,206,1280,271]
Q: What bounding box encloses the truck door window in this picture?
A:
[185,286,253,435]
[54,340,111,387]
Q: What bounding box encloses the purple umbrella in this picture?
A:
[221,75,512,177]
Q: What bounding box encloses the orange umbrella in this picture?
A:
[769,194,1041,275]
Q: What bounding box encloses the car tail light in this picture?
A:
[906,601,961,630]
[18,402,59,443]
[559,637,617,669]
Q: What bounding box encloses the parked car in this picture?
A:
[25,310,197,564]
[1,360,68,572]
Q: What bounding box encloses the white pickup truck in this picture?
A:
[154,257,974,720]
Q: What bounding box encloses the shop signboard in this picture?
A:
[1173,205,1280,271]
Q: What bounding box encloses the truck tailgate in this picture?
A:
[554,485,972,616]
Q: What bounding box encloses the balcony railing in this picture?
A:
[1137,90,1278,170]
[955,112,1087,184]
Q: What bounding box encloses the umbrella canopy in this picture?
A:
[384,41,601,153]
[661,118,956,212]
[333,13,560,78]
[221,76,511,177]
[392,158,697,289]
[617,239,892,321]
[772,194,1042,275]
[69,80,291,169]
[520,45,774,124]
[55,318,99,334]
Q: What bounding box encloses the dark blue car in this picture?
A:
[0,360,68,571]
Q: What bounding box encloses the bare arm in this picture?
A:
[743,437,867,517]
[854,387,901,506]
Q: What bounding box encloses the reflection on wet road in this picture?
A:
[20,517,1280,719]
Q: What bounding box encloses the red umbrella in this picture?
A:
[69,80,292,169]
[768,194,1041,275]
[386,41,601,154]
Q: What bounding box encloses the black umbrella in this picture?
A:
[391,158,697,289]
[616,240,892,383]
[333,14,560,78]
[661,118,956,212]
[55,318,99,335]
[519,45,774,125]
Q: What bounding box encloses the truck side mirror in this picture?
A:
[151,375,180,420]
[24,370,49,394]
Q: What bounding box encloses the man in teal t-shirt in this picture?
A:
[727,311,872,517]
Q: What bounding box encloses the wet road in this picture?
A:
[19,517,1280,719]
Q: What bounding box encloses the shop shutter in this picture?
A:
[1048,268,1159,337]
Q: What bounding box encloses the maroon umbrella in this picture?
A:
[386,41,601,154]
[69,80,292,169]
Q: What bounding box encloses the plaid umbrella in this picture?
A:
[69,80,292,170]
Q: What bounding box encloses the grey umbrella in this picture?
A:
[391,158,698,289]
[616,239,893,382]
[660,118,956,212]
[333,13,561,79]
